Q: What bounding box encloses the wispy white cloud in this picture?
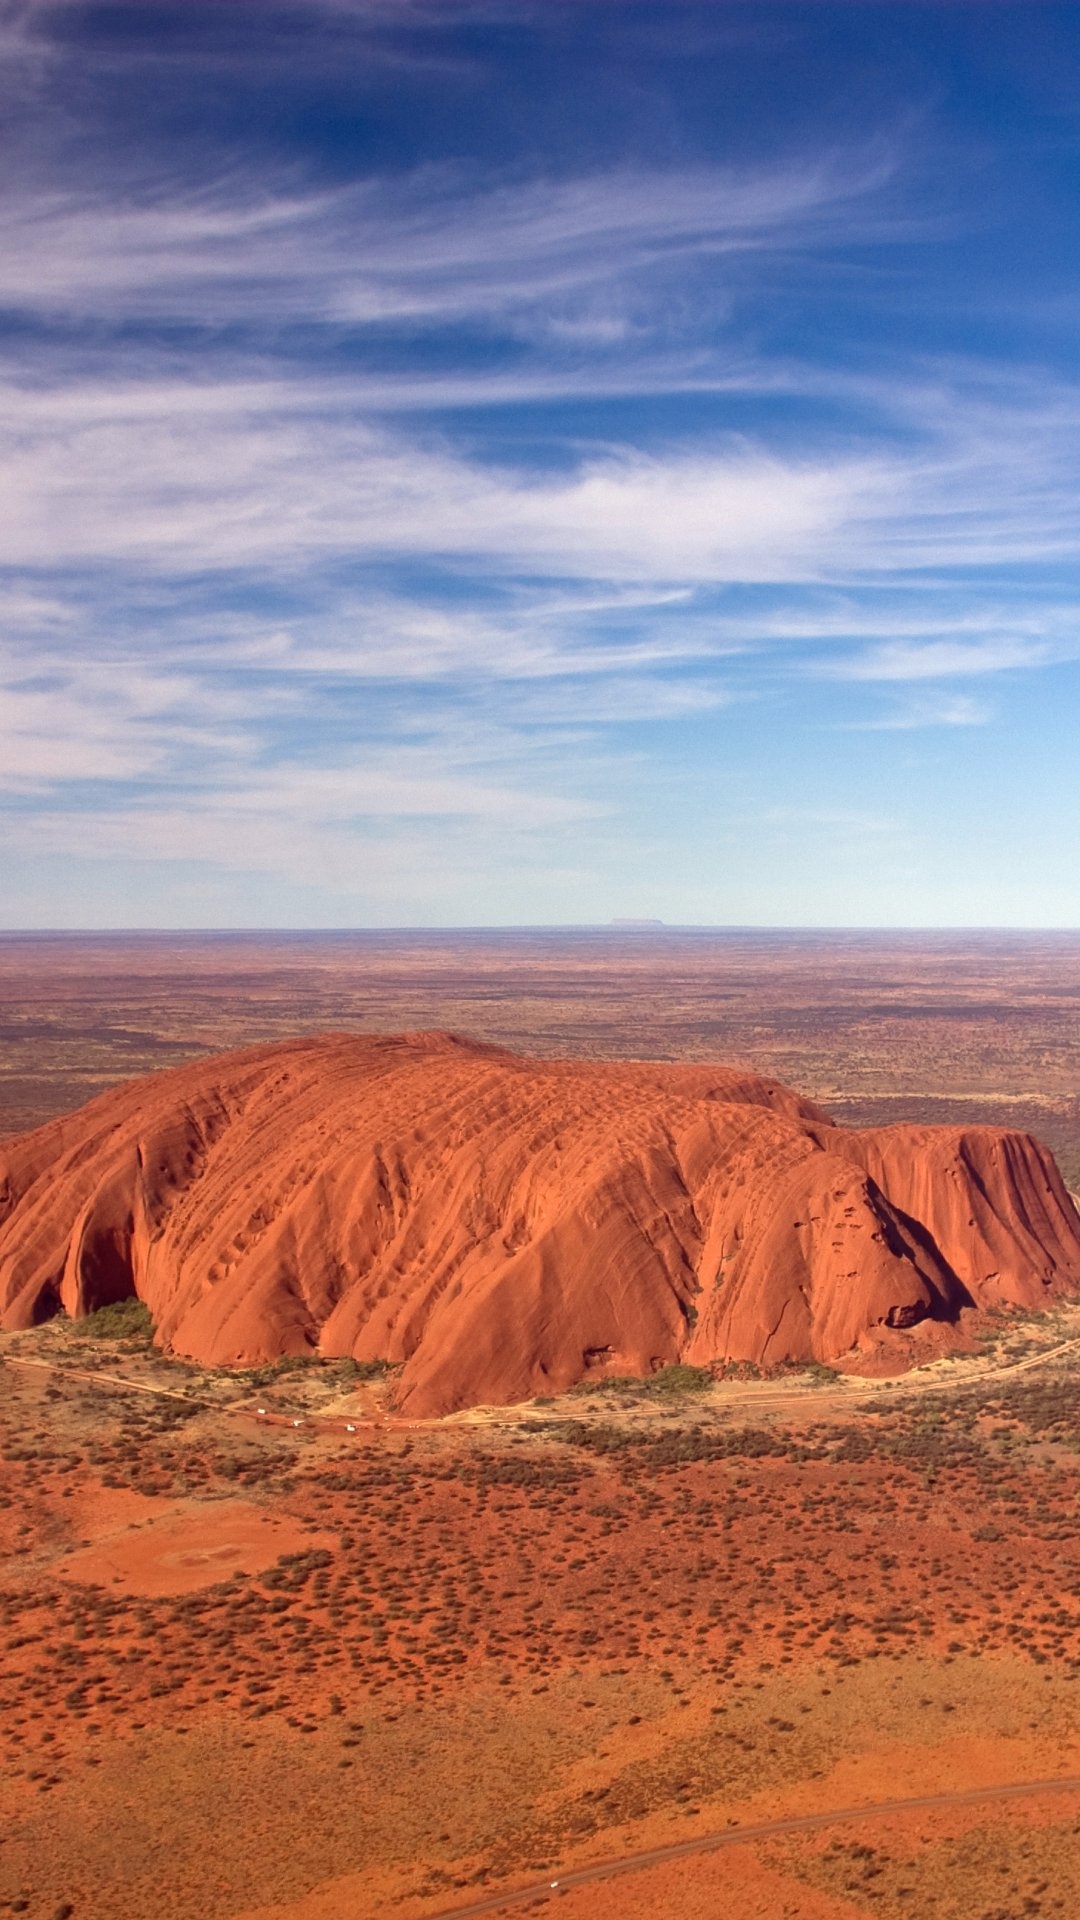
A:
[3,800,603,914]
[840,691,992,730]
[203,755,600,826]
[2,3,1078,926]
[824,637,1049,681]
[0,373,890,581]
[755,803,909,840]
[0,644,255,793]
[3,747,606,908]
[0,155,897,332]
[8,351,1080,594]
[211,615,731,688]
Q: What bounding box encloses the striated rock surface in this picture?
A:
[1,1032,1079,1415]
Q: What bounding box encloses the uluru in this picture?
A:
[1,1030,1079,1416]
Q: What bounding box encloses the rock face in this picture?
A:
[2,1032,1079,1415]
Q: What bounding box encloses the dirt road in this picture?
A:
[424,1775,1080,1919]
[6,1327,1079,1436]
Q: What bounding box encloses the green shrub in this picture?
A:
[648,1363,713,1397]
[80,1299,154,1342]
[804,1361,841,1386]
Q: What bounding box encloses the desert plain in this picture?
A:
[2,930,1080,1920]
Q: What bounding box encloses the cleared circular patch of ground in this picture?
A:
[57,1499,334,1596]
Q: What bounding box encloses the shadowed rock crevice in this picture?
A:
[867,1183,974,1322]
[70,1216,137,1315]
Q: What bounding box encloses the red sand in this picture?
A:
[58,1499,333,1597]
[2,1032,1079,1414]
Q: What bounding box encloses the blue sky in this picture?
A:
[2,0,1080,927]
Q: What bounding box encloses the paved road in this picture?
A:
[422,1775,1080,1919]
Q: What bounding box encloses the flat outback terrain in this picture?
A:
[2,932,1080,1920]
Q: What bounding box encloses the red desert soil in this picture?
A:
[4,1338,1080,1920]
[2,1032,1079,1415]
[57,1499,335,1598]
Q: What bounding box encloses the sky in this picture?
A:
[2,0,1080,928]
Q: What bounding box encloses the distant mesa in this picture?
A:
[609,917,666,928]
[2,1032,1079,1416]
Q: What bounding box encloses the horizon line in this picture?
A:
[2,925,1080,939]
